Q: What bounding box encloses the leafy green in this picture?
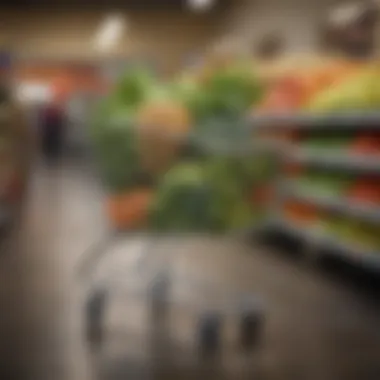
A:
[182,63,263,123]
[149,163,225,232]
[113,67,156,110]
[91,107,142,193]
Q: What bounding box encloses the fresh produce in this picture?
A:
[295,171,353,197]
[303,134,354,152]
[113,67,156,110]
[148,158,261,232]
[283,201,320,224]
[257,61,360,112]
[257,76,310,112]
[350,132,380,155]
[92,109,142,193]
[185,61,264,122]
[322,216,380,251]
[307,68,380,112]
[91,61,268,232]
[91,68,159,193]
[149,163,224,232]
[347,178,380,204]
[136,98,191,176]
[284,163,304,177]
[251,184,274,205]
[107,189,154,229]
[193,116,252,153]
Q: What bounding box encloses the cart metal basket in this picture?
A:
[78,232,266,380]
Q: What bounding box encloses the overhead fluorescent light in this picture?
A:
[187,0,216,12]
[328,3,364,27]
[94,13,126,51]
[16,82,52,104]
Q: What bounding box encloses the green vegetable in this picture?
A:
[295,171,352,197]
[149,163,225,232]
[149,155,263,232]
[184,63,263,122]
[91,107,142,193]
[90,68,159,192]
[113,67,156,110]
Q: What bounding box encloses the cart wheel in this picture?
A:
[85,288,107,348]
[197,312,222,358]
[150,271,170,319]
[238,298,264,352]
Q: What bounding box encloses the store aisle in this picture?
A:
[0,160,379,380]
[0,160,107,380]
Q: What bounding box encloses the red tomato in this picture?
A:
[348,179,380,204]
[350,133,380,154]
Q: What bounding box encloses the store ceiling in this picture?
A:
[0,0,232,11]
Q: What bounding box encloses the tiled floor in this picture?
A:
[0,159,379,380]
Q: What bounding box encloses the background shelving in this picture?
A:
[272,217,380,269]
[256,114,380,269]
[282,180,380,224]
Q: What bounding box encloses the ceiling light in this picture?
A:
[94,13,126,51]
[328,3,364,27]
[187,0,216,12]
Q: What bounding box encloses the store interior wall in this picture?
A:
[0,1,355,74]
[0,9,223,74]
[213,0,339,56]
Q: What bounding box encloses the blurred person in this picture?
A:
[41,100,65,163]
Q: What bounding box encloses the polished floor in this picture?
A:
[0,159,379,380]
[0,160,106,380]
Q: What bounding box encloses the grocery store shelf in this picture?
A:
[283,183,380,224]
[287,149,380,173]
[249,112,380,130]
[273,219,380,269]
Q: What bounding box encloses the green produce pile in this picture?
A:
[92,63,270,232]
[181,63,263,123]
[294,171,353,198]
[302,134,354,153]
[320,216,380,252]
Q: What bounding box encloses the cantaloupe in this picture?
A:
[136,101,191,176]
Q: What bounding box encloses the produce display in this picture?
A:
[92,56,380,254]
[284,202,380,253]
[260,60,380,256]
[92,63,272,231]
[257,60,361,112]
[307,67,380,112]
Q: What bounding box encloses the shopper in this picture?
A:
[41,101,65,163]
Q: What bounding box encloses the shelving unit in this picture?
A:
[283,180,380,224]
[287,150,380,173]
[252,114,380,269]
[272,218,380,269]
[250,112,380,129]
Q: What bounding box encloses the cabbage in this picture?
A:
[184,62,264,122]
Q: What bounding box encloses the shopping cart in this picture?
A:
[78,232,266,379]
[82,105,277,378]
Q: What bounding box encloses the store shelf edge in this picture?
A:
[249,112,380,130]
[283,183,380,224]
[272,219,380,269]
[287,150,380,173]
